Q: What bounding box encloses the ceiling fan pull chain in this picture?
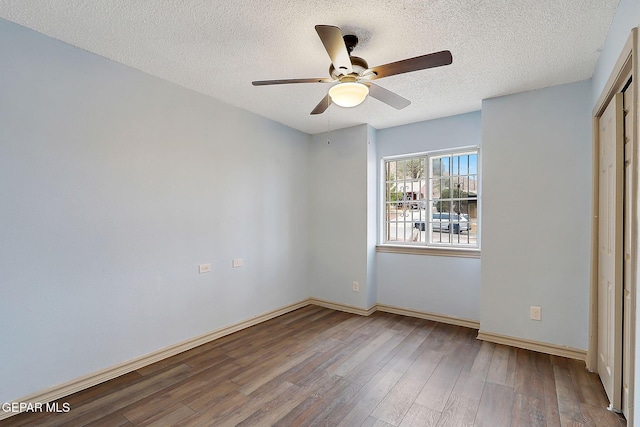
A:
[367,96,371,144]
[327,97,331,144]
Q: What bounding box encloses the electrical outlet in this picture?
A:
[232,258,243,268]
[353,281,359,292]
[198,263,211,274]
[530,306,541,321]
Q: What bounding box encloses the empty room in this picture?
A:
[1,0,640,426]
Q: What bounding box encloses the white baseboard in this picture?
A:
[376,304,480,329]
[0,299,310,421]
[477,330,587,361]
[306,299,480,331]
[308,297,376,316]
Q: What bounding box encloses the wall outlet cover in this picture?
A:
[530,306,542,321]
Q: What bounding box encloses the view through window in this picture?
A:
[383,148,479,248]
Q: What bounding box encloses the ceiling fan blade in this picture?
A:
[368,50,452,80]
[366,83,411,110]
[310,94,332,115]
[315,25,353,76]
[252,78,334,86]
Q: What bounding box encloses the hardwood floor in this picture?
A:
[2,306,626,426]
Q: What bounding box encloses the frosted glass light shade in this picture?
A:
[328,82,369,107]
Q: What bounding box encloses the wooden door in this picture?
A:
[597,93,624,410]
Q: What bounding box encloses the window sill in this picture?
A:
[376,244,481,258]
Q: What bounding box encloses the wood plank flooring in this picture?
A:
[1,306,626,426]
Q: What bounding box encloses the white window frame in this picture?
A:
[378,146,481,257]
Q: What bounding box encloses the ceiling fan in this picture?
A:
[252,25,453,115]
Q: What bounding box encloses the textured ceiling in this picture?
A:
[0,0,620,134]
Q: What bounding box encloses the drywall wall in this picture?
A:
[366,126,378,309]
[591,0,640,105]
[308,125,373,309]
[375,112,482,321]
[481,80,592,350]
[0,18,310,403]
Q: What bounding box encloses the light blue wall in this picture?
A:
[308,125,373,309]
[376,112,482,159]
[375,112,482,321]
[481,80,592,350]
[366,126,378,309]
[0,19,311,402]
[591,0,640,105]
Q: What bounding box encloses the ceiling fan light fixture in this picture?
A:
[328,82,369,107]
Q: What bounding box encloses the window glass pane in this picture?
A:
[436,199,451,214]
[452,200,461,215]
[453,154,465,175]
[469,154,478,175]
[404,160,411,180]
[470,174,478,193]
[431,157,442,177]
[452,176,462,195]
[432,156,450,177]
[430,178,440,199]
[440,157,450,175]
[440,178,450,196]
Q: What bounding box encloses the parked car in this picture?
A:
[413,212,470,234]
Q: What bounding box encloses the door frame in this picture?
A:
[588,27,638,421]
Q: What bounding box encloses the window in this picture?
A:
[383,147,479,250]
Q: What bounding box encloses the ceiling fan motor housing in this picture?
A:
[330,56,369,80]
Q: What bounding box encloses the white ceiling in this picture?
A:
[0,0,620,135]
